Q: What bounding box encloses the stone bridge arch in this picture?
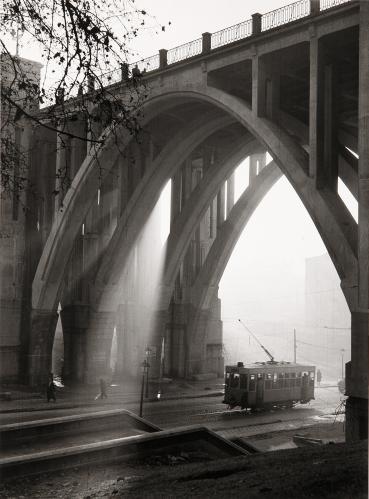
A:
[32,85,358,319]
[185,162,282,375]
[29,85,362,436]
[89,85,358,313]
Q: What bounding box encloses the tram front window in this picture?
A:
[249,374,256,391]
[231,373,240,388]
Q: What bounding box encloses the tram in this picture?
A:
[223,320,315,410]
[223,360,315,410]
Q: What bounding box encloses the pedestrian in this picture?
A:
[46,372,56,402]
[317,369,322,386]
[95,378,108,400]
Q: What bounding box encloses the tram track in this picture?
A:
[0,388,343,460]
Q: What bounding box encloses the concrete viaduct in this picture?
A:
[1,0,367,440]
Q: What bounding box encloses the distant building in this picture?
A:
[304,253,350,380]
[305,253,350,329]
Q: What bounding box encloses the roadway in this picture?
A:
[0,384,345,456]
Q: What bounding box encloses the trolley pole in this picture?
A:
[293,329,297,363]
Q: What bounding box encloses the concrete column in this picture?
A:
[216,184,226,228]
[187,307,213,378]
[345,311,368,441]
[265,66,280,122]
[180,160,192,206]
[84,311,115,383]
[60,304,89,384]
[257,152,267,172]
[309,38,338,189]
[249,154,258,183]
[345,1,369,442]
[114,303,139,379]
[28,309,59,386]
[358,0,369,311]
[188,291,224,379]
[164,303,187,378]
[252,55,279,120]
[226,172,235,217]
[170,170,182,224]
[322,63,338,190]
[252,55,264,117]
[309,34,322,179]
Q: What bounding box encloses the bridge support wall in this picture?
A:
[60,305,89,384]
[28,309,58,386]
[84,311,115,384]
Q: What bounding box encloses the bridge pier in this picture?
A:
[84,311,115,384]
[28,309,58,386]
[345,312,368,441]
[60,305,89,384]
[345,0,369,442]
[114,303,141,379]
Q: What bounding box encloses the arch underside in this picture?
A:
[33,86,358,313]
[29,82,360,388]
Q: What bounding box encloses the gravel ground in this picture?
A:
[0,435,366,498]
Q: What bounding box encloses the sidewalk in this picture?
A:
[0,378,224,414]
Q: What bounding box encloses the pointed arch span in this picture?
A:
[32,97,234,311]
[32,83,358,315]
[158,139,264,310]
[191,162,281,310]
[186,162,282,370]
[94,116,240,311]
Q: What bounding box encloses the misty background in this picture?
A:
[13,0,354,382]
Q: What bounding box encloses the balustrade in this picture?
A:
[261,0,310,31]
[100,67,121,87]
[66,0,355,97]
[211,20,252,49]
[320,0,351,11]
[130,54,160,74]
[167,38,202,65]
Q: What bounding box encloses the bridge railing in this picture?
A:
[167,39,202,64]
[75,0,354,96]
[261,0,310,31]
[211,19,253,49]
[131,54,161,73]
[320,0,352,11]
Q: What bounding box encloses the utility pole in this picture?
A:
[293,329,297,363]
[340,349,345,379]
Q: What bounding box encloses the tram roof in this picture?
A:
[226,361,315,371]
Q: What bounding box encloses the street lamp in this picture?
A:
[145,347,151,398]
[139,359,149,418]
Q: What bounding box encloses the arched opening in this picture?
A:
[51,303,64,383]
[112,179,172,381]
[110,326,118,375]
[219,176,351,384]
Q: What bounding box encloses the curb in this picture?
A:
[0,391,224,415]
